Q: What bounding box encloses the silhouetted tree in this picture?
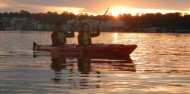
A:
[0,10,190,32]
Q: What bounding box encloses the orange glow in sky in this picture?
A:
[35,5,190,16]
[111,6,125,17]
[38,4,190,16]
[109,5,189,16]
[0,2,9,8]
[45,5,190,16]
[0,0,190,16]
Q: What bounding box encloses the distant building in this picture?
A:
[44,24,54,31]
[175,29,190,33]
[103,20,125,31]
[143,27,167,32]
[0,17,54,31]
[32,21,40,30]
[1,17,125,31]
[0,17,10,30]
[0,23,4,31]
[66,19,125,32]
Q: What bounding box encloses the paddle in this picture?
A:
[97,5,110,33]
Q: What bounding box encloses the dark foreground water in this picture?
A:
[0,31,190,94]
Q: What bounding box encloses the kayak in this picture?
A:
[33,42,137,58]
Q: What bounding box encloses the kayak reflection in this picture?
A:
[33,52,136,89]
[51,58,67,72]
[33,52,136,73]
[49,56,136,89]
[76,56,136,74]
[50,57,74,84]
[77,58,91,74]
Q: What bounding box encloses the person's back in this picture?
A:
[51,23,74,47]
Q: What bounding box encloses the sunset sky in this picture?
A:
[0,0,190,16]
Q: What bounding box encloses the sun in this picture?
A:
[112,9,122,17]
[110,6,129,17]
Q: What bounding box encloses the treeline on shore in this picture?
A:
[0,10,190,32]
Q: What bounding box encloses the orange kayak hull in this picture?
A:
[33,43,137,58]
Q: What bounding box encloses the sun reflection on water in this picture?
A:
[113,33,118,43]
[0,32,190,94]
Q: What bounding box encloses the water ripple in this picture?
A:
[0,32,190,93]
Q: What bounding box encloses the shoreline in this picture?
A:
[0,30,189,34]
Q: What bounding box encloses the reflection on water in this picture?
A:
[113,33,118,43]
[0,31,190,93]
[49,55,135,90]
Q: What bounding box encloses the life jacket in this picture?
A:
[57,31,66,43]
[82,31,90,44]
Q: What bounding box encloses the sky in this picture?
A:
[0,0,190,16]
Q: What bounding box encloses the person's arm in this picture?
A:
[90,25,100,37]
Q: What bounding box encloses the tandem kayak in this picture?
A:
[33,42,137,58]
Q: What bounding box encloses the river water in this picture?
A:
[0,31,190,94]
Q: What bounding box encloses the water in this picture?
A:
[0,31,190,94]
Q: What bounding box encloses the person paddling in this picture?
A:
[51,22,74,47]
[78,23,100,47]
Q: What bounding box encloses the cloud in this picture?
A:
[0,2,9,8]
[0,0,190,14]
[0,1,86,13]
[43,6,86,14]
[0,0,108,13]
[19,4,85,13]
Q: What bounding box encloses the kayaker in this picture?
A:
[78,23,100,46]
[51,22,74,47]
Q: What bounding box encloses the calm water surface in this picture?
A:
[0,31,190,94]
